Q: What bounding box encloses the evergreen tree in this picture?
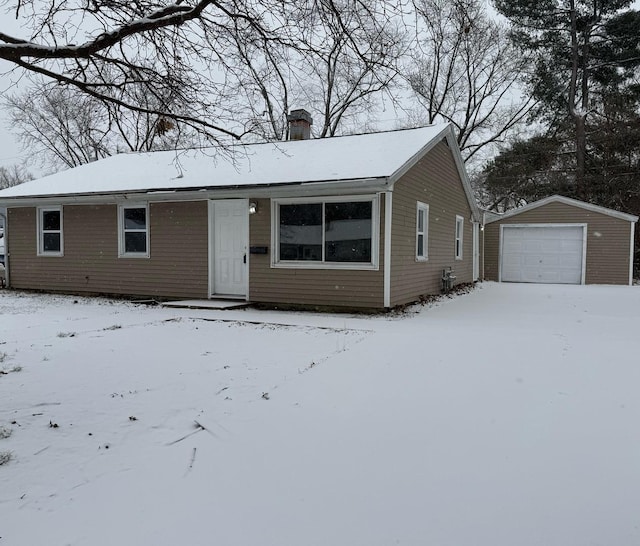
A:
[494,0,640,199]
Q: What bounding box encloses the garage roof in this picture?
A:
[486,195,638,223]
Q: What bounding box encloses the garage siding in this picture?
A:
[7,202,209,298]
[390,141,474,306]
[484,201,632,285]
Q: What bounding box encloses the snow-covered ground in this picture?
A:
[1,282,639,546]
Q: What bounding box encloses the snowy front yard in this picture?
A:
[1,283,639,546]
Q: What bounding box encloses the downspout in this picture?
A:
[630,221,636,286]
[481,210,486,281]
[0,210,8,288]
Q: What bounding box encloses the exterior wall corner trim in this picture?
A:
[384,191,392,308]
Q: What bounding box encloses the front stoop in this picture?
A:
[162,299,250,310]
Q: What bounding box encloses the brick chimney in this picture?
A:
[287,109,313,140]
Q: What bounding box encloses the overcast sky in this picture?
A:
[2,1,640,177]
[0,62,27,172]
[0,8,32,173]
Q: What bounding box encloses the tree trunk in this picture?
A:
[568,0,593,201]
[575,115,587,200]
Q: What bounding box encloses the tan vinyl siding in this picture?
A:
[483,220,500,282]
[248,197,385,308]
[484,201,632,285]
[7,201,208,298]
[390,141,474,306]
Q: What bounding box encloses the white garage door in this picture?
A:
[501,225,585,284]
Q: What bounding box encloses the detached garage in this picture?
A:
[484,195,638,286]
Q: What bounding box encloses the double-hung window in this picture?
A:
[119,204,149,257]
[273,196,379,269]
[37,206,63,256]
[416,202,429,260]
[455,215,464,260]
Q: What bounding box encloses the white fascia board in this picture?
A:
[386,124,481,223]
[486,195,639,224]
[386,124,451,185]
[446,132,482,223]
[482,209,502,223]
[0,177,391,208]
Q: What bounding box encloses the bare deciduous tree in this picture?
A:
[0,0,407,143]
[301,0,404,137]
[6,82,188,170]
[405,0,536,166]
[208,0,406,141]
[0,164,31,188]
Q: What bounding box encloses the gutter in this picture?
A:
[631,221,636,286]
[481,210,486,281]
[0,176,392,208]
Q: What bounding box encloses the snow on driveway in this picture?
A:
[1,283,639,546]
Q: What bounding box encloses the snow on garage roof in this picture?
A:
[485,195,638,223]
[0,125,451,201]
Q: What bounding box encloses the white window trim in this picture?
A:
[455,215,464,260]
[37,206,63,257]
[271,194,380,270]
[118,203,150,258]
[416,202,429,261]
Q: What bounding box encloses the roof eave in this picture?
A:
[0,176,392,207]
[485,195,639,224]
[387,124,481,222]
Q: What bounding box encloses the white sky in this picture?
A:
[0,8,28,172]
[1,0,640,175]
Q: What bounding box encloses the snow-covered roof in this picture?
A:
[0,125,451,201]
[485,195,638,223]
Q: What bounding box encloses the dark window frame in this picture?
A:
[272,195,379,270]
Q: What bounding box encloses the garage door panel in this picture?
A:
[560,253,581,266]
[523,240,545,252]
[503,240,523,252]
[536,270,562,283]
[501,226,584,284]
[523,254,543,266]
[561,240,582,252]
[537,255,560,266]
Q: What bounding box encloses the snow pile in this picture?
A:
[1,283,639,546]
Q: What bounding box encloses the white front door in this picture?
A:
[210,199,248,297]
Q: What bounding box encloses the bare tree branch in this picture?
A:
[405,0,536,167]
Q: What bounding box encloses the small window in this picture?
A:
[119,204,149,257]
[455,215,464,260]
[416,202,429,260]
[37,206,63,256]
